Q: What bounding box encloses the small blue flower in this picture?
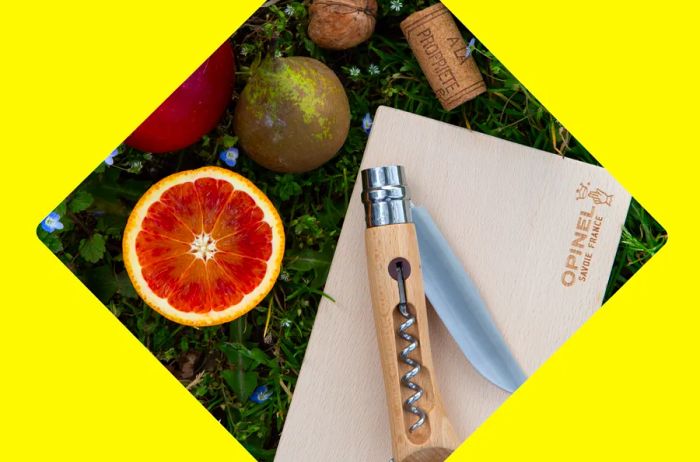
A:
[104,148,119,166]
[362,113,373,135]
[41,212,64,233]
[220,147,239,167]
[465,37,476,58]
[249,384,273,404]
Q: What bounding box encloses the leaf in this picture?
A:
[221,369,258,402]
[218,319,265,401]
[92,170,151,202]
[38,231,63,253]
[318,196,346,229]
[248,347,275,369]
[221,134,238,148]
[285,248,331,273]
[54,201,67,217]
[275,174,302,201]
[83,265,118,303]
[285,247,333,290]
[220,343,252,371]
[68,190,94,213]
[79,233,106,263]
[221,343,275,369]
[116,271,138,299]
[96,214,127,238]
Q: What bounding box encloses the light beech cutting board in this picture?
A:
[276,107,630,461]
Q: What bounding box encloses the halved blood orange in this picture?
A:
[123,166,284,326]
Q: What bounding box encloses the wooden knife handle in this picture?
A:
[365,223,459,461]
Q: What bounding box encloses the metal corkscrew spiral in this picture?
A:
[395,261,426,433]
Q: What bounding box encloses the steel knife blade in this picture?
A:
[412,205,527,393]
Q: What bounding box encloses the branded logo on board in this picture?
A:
[576,182,614,206]
[561,183,612,287]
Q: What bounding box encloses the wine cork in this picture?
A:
[401,3,486,111]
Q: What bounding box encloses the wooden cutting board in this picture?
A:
[276,107,631,461]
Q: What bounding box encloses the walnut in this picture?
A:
[308,0,378,50]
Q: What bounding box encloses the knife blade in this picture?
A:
[412,205,527,393]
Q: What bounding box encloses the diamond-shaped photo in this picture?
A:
[36,1,666,461]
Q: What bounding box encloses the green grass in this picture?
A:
[37,1,666,460]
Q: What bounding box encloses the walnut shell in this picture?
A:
[308,0,378,50]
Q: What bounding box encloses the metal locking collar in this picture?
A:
[361,165,413,228]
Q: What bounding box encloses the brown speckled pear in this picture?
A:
[233,57,350,173]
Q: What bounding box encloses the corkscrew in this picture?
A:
[394,260,426,433]
[362,166,459,462]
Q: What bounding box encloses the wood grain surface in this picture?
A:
[365,224,459,461]
[276,107,631,461]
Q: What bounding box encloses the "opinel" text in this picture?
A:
[561,205,605,287]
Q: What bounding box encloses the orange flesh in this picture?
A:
[135,178,273,313]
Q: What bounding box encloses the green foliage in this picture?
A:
[79,233,106,263]
[36,0,665,460]
[69,190,94,213]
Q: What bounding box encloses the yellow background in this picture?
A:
[1,0,697,460]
